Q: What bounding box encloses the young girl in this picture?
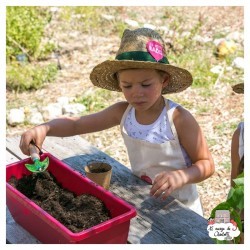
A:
[230,83,244,242]
[20,28,214,216]
[231,83,244,185]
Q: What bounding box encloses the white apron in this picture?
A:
[120,99,203,216]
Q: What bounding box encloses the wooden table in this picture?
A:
[6,135,214,244]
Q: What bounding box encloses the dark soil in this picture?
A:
[90,168,108,173]
[8,171,111,233]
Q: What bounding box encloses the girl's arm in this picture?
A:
[173,106,215,184]
[20,101,128,156]
[231,127,240,186]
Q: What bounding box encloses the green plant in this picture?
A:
[207,138,217,148]
[76,89,118,113]
[221,161,231,172]
[196,105,210,114]
[168,48,218,88]
[214,122,239,138]
[199,88,216,98]
[210,172,244,244]
[214,123,227,136]
[6,7,58,92]
[6,6,54,62]
[7,62,58,91]
[59,7,104,34]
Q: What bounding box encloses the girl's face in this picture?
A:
[118,69,168,111]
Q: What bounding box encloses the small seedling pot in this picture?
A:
[85,162,112,190]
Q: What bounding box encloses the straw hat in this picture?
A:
[232,83,244,94]
[90,28,193,94]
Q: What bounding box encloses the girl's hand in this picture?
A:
[150,170,185,200]
[19,125,48,156]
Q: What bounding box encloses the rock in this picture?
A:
[62,103,86,116]
[7,98,87,126]
[101,14,115,21]
[210,65,224,74]
[73,14,83,19]
[193,35,212,43]
[69,31,80,38]
[7,108,25,125]
[57,97,69,106]
[226,66,233,71]
[213,38,225,46]
[226,31,244,42]
[158,26,170,33]
[50,7,59,12]
[42,103,63,120]
[168,30,176,37]
[143,23,156,30]
[16,54,28,63]
[29,111,44,125]
[232,57,244,69]
[181,31,191,37]
[124,19,139,27]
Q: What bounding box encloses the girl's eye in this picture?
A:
[142,84,151,87]
[122,85,131,89]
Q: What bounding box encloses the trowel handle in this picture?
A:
[29,143,40,162]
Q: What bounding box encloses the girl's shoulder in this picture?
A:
[113,101,129,112]
[166,98,180,108]
[169,99,197,130]
[237,121,244,131]
[165,98,185,113]
[233,122,244,140]
[110,101,129,122]
[166,99,189,116]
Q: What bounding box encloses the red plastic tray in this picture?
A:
[6,153,137,244]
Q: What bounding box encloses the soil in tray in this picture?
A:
[8,171,111,233]
[89,168,108,173]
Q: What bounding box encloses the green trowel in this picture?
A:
[25,141,49,173]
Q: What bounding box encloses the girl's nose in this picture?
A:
[132,86,144,97]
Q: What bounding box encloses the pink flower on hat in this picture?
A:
[146,40,164,61]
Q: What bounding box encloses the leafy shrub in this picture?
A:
[7,62,58,91]
[59,7,128,38]
[76,89,121,112]
[171,50,218,88]
[59,7,103,34]
[6,6,54,62]
[6,7,58,92]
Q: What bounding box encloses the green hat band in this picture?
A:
[116,51,169,64]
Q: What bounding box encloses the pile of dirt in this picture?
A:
[8,171,111,233]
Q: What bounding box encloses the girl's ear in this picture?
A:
[162,72,170,88]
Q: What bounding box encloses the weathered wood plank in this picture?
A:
[6,150,20,164]
[6,136,213,244]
